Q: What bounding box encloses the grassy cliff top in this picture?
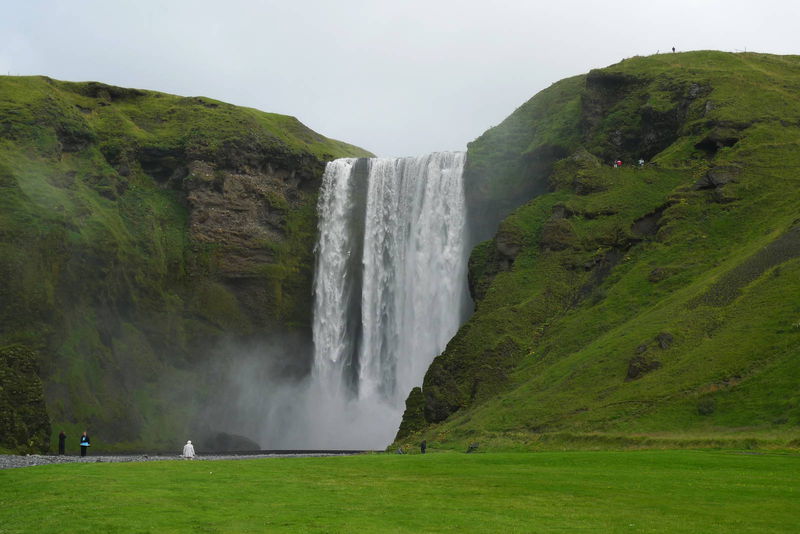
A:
[0,75,372,163]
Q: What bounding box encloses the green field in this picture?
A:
[1,451,798,533]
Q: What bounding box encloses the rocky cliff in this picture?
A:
[397,51,800,450]
[0,76,370,452]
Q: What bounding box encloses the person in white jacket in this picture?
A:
[182,440,195,459]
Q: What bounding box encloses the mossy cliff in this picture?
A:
[0,76,370,452]
[0,345,50,453]
[397,51,800,450]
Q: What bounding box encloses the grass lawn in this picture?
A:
[1,450,798,533]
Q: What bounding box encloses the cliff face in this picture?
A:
[0,345,50,453]
[0,76,370,451]
[397,51,800,449]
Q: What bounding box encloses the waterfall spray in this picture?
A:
[308,152,469,447]
[219,152,470,449]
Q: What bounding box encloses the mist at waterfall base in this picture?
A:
[209,153,469,449]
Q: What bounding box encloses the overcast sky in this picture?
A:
[2,1,798,156]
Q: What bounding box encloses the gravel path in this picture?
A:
[0,452,362,470]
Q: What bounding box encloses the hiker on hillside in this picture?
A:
[58,431,67,455]
[80,431,90,457]
[183,440,195,459]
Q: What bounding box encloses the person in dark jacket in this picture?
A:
[80,431,90,457]
[420,440,427,454]
[58,431,67,455]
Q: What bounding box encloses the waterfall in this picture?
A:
[308,152,469,448]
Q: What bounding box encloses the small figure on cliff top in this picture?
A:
[58,431,67,455]
[183,440,195,459]
[80,431,90,457]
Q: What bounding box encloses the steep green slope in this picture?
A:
[397,51,800,450]
[0,76,370,452]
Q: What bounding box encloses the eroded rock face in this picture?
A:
[583,70,711,162]
[0,345,51,454]
[185,161,304,275]
[693,165,741,190]
[626,332,674,380]
[626,355,662,380]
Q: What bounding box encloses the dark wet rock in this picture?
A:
[626,355,662,380]
[577,249,624,304]
[631,205,668,237]
[77,82,147,101]
[627,332,672,380]
[694,165,741,190]
[198,431,261,452]
[583,71,710,162]
[656,332,674,350]
[694,127,742,156]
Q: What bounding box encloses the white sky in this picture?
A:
[1,0,798,156]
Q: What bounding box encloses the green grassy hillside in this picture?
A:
[0,76,370,452]
[397,51,800,450]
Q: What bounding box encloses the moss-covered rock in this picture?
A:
[0,345,51,453]
[395,387,426,440]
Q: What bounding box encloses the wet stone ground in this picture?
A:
[0,452,359,469]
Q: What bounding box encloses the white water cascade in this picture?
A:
[307,152,469,448]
